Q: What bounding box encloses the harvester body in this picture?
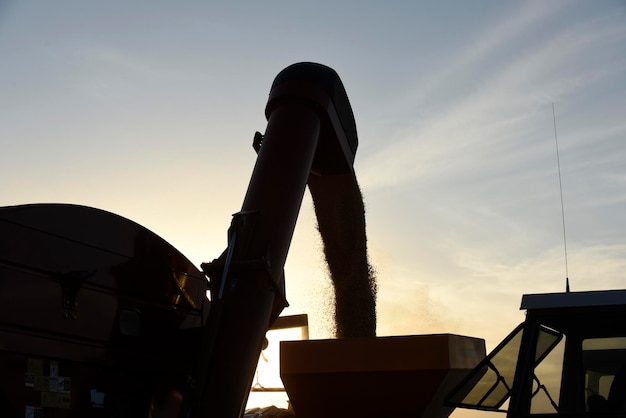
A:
[0,62,358,418]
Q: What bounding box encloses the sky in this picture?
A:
[2,0,626,414]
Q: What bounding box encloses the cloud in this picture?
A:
[402,1,565,104]
[379,241,626,349]
[69,45,203,100]
[358,6,626,192]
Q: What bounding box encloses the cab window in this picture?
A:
[583,337,626,413]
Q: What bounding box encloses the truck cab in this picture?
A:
[448,289,626,417]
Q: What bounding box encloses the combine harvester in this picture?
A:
[1,63,624,418]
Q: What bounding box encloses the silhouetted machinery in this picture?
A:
[3,63,626,418]
[0,62,361,418]
[447,289,626,417]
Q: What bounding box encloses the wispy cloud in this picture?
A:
[357,4,626,345]
[64,44,211,101]
[358,6,626,192]
[403,1,565,104]
[375,241,626,345]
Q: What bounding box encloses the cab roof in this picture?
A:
[521,289,626,310]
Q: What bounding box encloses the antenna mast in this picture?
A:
[552,103,569,292]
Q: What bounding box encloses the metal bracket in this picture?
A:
[53,270,95,320]
[253,131,264,154]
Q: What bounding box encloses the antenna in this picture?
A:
[552,103,570,292]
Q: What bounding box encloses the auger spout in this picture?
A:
[197,62,375,418]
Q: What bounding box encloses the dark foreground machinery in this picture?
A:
[0,62,360,418]
[447,289,626,417]
[4,62,626,418]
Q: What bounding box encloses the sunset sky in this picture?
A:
[2,1,626,414]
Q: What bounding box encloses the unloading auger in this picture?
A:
[196,61,374,417]
[0,62,376,418]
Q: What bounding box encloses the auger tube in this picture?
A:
[197,62,362,418]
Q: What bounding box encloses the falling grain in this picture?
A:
[308,172,377,338]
